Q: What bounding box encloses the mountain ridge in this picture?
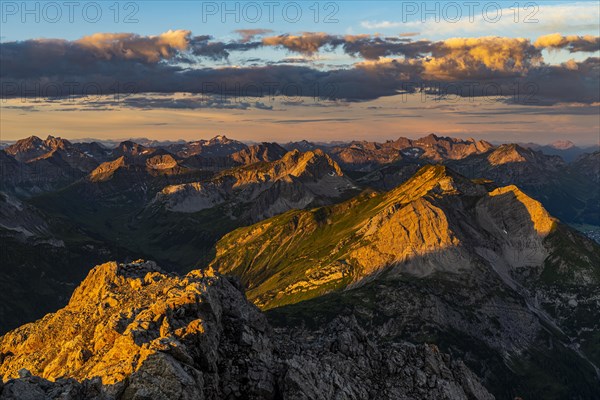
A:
[210,164,600,397]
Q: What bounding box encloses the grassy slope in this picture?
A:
[213,165,455,308]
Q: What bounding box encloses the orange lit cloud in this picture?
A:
[356,37,542,80]
[262,32,336,55]
[534,33,600,52]
[425,37,542,79]
[75,30,191,63]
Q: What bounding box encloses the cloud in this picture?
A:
[1,31,598,105]
[361,21,404,29]
[260,32,433,60]
[234,29,274,43]
[353,53,599,105]
[6,93,277,111]
[188,35,261,60]
[262,32,339,55]
[424,37,542,79]
[74,30,191,63]
[341,36,433,59]
[353,36,543,81]
[534,33,600,52]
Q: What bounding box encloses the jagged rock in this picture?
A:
[0,261,277,399]
[275,316,494,400]
[0,261,494,400]
[229,142,287,165]
[156,149,356,220]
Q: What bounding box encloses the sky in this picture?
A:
[1,0,599,144]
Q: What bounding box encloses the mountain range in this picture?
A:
[1,133,599,399]
[3,134,598,225]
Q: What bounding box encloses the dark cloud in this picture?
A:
[273,117,357,124]
[1,32,598,105]
[88,95,273,111]
[342,37,433,59]
[189,35,261,60]
[260,32,433,59]
[261,33,341,55]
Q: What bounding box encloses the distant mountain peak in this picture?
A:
[278,148,344,178]
[88,156,127,182]
[230,142,287,165]
[488,143,534,165]
[210,134,233,144]
[4,135,74,162]
[550,140,576,150]
[43,135,71,150]
[8,135,42,150]
[114,140,151,157]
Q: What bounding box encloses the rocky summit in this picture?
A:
[0,260,493,400]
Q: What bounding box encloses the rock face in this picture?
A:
[156,149,356,221]
[0,261,494,400]
[572,151,600,184]
[274,316,494,400]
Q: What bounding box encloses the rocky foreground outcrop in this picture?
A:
[0,261,493,400]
